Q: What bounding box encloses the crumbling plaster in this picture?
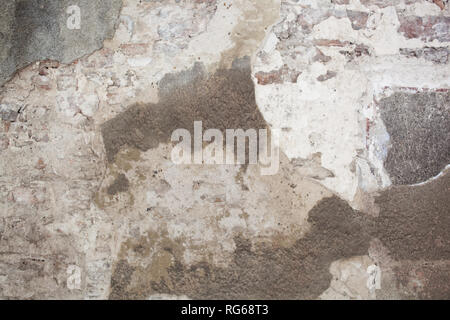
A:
[0,0,449,300]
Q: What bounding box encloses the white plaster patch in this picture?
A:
[320,255,378,300]
[127,57,153,67]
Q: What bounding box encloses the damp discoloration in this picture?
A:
[379,91,450,185]
[109,231,185,300]
[218,0,281,70]
[0,0,122,86]
[107,173,130,195]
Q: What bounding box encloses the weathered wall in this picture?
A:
[0,0,449,299]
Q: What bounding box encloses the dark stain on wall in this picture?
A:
[107,173,130,195]
[101,57,267,163]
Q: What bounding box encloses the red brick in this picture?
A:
[399,16,450,42]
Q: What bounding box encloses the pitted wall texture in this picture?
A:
[0,0,449,300]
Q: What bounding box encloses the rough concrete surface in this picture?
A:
[0,0,449,300]
[0,0,122,87]
[379,91,450,185]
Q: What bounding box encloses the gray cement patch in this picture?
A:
[109,196,372,300]
[375,168,450,261]
[379,91,450,185]
[0,0,122,86]
[101,57,267,163]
